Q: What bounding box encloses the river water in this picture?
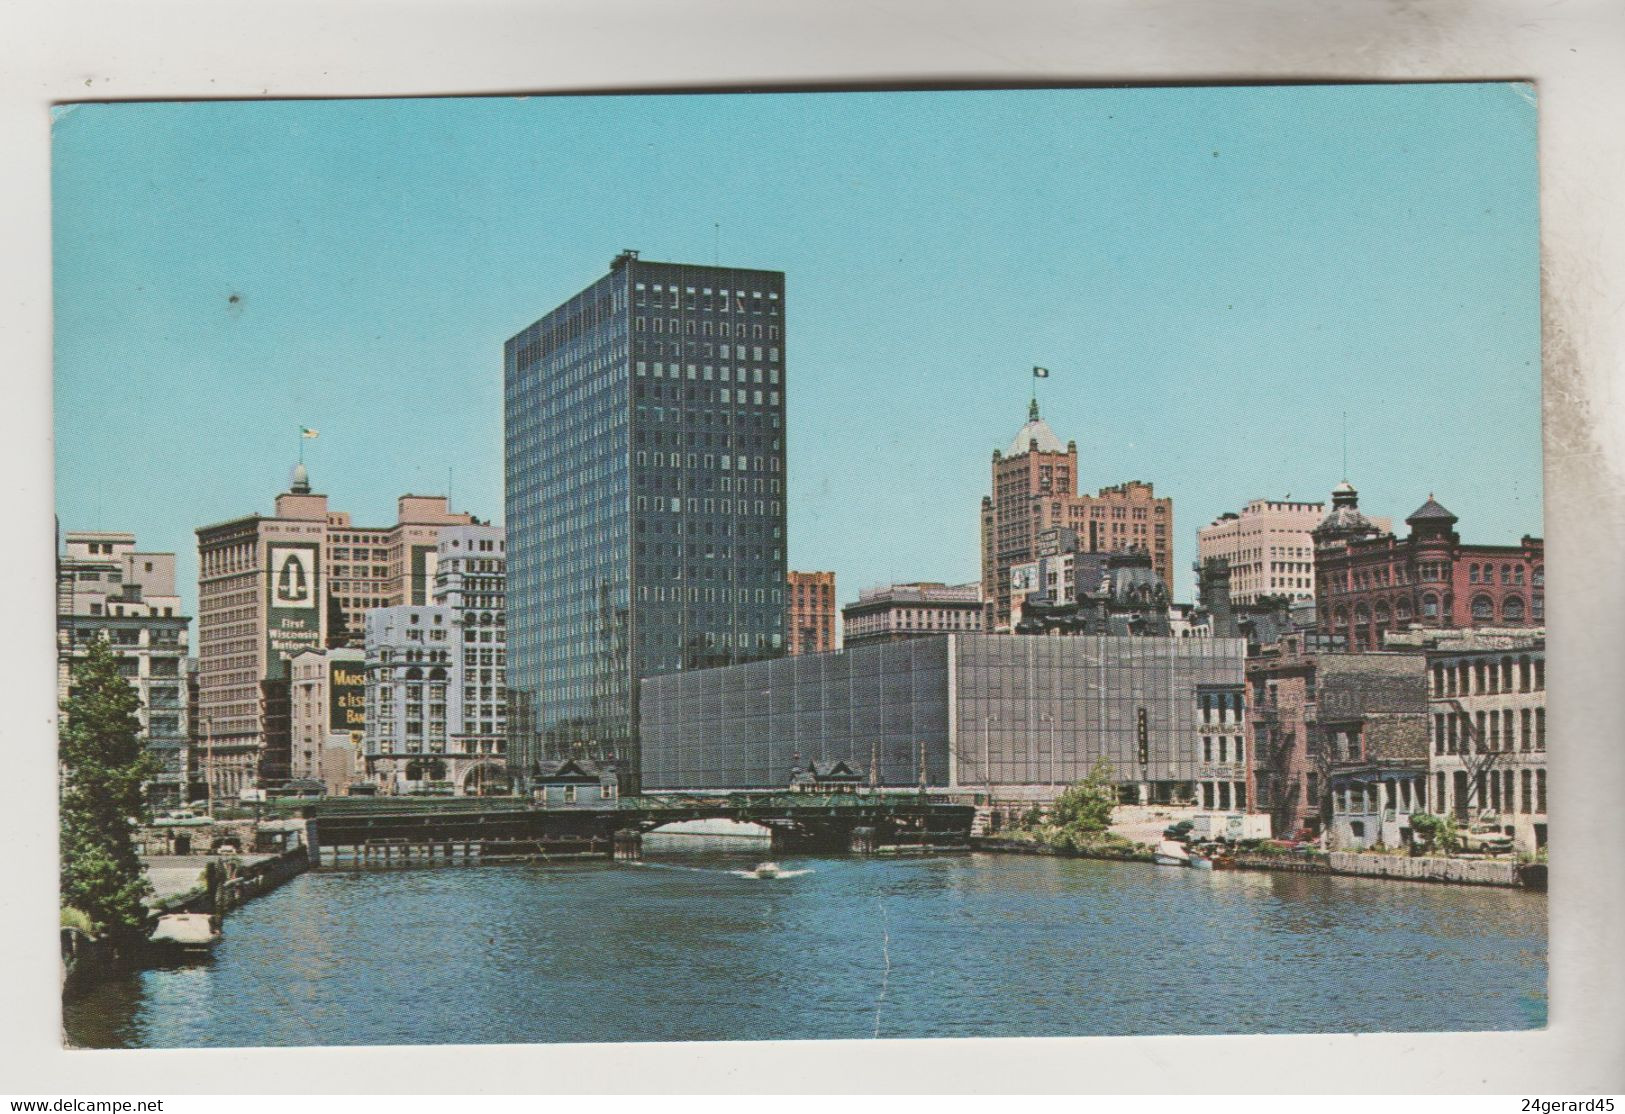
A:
[64,840,1546,1047]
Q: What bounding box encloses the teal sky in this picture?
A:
[52,85,1541,616]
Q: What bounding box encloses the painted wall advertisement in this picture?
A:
[329,659,366,733]
[266,542,321,679]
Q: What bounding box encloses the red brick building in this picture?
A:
[786,570,837,655]
[1313,484,1543,651]
[980,401,1173,630]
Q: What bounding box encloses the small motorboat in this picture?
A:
[148,912,220,953]
[1187,851,1214,871]
[751,862,783,879]
[1153,840,1191,867]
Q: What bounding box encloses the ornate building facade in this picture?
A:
[980,401,1172,631]
[1311,484,1543,651]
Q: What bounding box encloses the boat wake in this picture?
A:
[628,861,813,880]
[728,867,813,880]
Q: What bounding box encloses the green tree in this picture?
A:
[60,637,157,942]
[1049,757,1118,834]
[1408,811,1459,855]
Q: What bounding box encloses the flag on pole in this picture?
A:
[301,427,320,439]
[1033,366,1050,378]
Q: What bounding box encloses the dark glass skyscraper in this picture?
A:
[505,252,789,787]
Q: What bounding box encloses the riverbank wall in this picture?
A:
[1324,851,1535,887]
[63,842,313,997]
[974,835,1542,889]
[972,836,1156,864]
[177,845,311,915]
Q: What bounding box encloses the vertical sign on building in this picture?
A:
[329,660,366,733]
[410,544,438,605]
[266,542,322,679]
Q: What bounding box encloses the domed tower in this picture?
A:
[981,399,1080,631]
[1311,481,1381,549]
[290,461,312,495]
[1311,480,1386,647]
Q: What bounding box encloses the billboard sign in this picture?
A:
[329,659,366,733]
[266,542,322,679]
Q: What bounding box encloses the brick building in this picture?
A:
[1312,484,1543,651]
[1247,635,1430,840]
[787,570,837,655]
[980,401,1172,631]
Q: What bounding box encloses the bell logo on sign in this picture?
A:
[272,547,315,606]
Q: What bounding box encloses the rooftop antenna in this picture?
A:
[1341,411,1348,481]
[448,466,454,511]
[713,222,720,266]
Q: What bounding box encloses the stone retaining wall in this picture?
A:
[1326,851,1521,887]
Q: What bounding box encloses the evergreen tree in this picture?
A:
[60,637,157,941]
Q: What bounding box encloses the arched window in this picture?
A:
[1374,603,1391,624]
[1503,596,1524,622]
[1334,606,1349,628]
[1471,595,1494,623]
[429,667,448,681]
[1354,604,1370,624]
[1395,598,1412,621]
[1533,565,1544,587]
[1469,564,1479,583]
[1421,593,1439,619]
[405,666,423,680]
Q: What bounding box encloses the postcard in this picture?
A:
[52,84,1545,1049]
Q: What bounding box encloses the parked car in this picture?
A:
[1459,827,1515,855]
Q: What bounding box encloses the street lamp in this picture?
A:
[1040,713,1056,790]
[201,715,214,820]
[982,715,997,807]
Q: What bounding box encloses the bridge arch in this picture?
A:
[643,817,774,841]
[462,762,512,796]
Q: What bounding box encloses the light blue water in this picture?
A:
[64,844,1546,1047]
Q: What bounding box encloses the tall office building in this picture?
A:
[505,251,789,786]
[195,467,475,789]
[980,401,1173,631]
[57,531,191,807]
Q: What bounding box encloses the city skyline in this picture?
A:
[53,85,1541,617]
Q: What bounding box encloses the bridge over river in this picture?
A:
[291,793,977,864]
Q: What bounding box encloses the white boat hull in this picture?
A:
[1154,840,1191,867]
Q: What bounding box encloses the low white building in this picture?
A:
[841,582,983,647]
